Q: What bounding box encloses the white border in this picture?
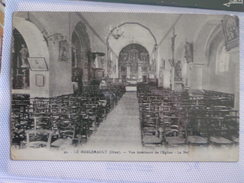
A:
[0,0,243,182]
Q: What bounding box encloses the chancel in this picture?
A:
[10,12,239,161]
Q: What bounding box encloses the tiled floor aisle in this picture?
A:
[84,92,142,148]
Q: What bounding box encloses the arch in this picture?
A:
[107,23,157,57]
[193,17,223,65]
[13,17,49,60]
[108,22,157,45]
[118,43,150,81]
[73,22,91,52]
[204,25,224,64]
[12,28,30,89]
[71,31,81,68]
[71,21,91,84]
[196,18,238,98]
[13,17,50,97]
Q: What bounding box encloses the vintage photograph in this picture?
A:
[10,12,239,161]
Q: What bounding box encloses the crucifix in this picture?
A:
[171,27,177,67]
[170,27,177,90]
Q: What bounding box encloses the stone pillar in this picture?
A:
[189,64,203,90]
[47,33,73,97]
[229,48,239,110]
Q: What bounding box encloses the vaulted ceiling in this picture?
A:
[79,12,223,46]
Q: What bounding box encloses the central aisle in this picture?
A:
[84,92,142,148]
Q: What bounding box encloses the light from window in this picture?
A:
[216,46,230,74]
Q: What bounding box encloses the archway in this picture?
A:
[12,28,29,89]
[194,16,239,109]
[12,17,49,97]
[107,22,157,57]
[71,22,91,86]
[118,43,149,83]
[107,23,158,79]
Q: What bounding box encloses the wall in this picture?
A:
[13,16,50,98]
[156,14,238,92]
[13,12,239,104]
[203,39,238,94]
[202,27,239,108]
[108,23,156,78]
[14,12,108,97]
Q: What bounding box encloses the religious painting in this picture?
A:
[221,15,239,51]
[174,60,182,81]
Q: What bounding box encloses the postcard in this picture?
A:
[11,11,239,161]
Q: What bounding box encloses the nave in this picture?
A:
[83,92,141,148]
[11,86,239,161]
[11,82,239,150]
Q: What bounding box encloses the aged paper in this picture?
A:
[11,12,239,161]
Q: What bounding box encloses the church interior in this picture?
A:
[11,12,239,149]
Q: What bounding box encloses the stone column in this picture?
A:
[189,64,203,90]
[47,33,73,97]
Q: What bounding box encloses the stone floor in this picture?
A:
[83,92,142,148]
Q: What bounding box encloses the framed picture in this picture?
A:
[28,57,48,71]
[35,74,45,87]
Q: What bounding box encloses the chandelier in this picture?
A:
[111,26,124,40]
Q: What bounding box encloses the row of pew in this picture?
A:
[137,83,239,146]
[11,84,126,148]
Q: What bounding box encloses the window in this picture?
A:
[216,46,230,74]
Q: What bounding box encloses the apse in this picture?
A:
[118,43,149,82]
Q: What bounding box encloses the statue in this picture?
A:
[175,60,182,81]
[19,44,29,68]
[59,40,69,61]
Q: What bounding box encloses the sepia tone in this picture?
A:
[10,12,239,161]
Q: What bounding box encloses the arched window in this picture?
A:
[216,45,230,74]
